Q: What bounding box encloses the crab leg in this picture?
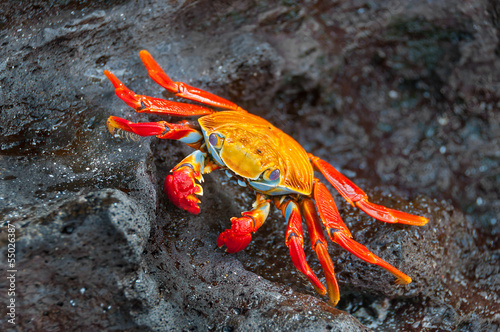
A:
[105,70,214,116]
[165,150,219,214]
[217,193,271,253]
[300,198,340,306]
[139,50,245,112]
[276,199,326,296]
[333,231,412,284]
[313,179,352,238]
[107,116,204,148]
[309,154,428,226]
[313,179,412,285]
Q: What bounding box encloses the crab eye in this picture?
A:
[208,133,223,148]
[269,169,280,181]
[264,169,280,182]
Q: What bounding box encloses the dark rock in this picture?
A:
[0,0,498,331]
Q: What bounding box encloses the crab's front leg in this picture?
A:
[106,116,218,214]
[139,50,245,112]
[107,116,204,149]
[166,150,220,214]
[217,193,270,253]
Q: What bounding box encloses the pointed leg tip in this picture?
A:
[313,285,327,296]
[104,70,115,83]
[325,276,340,306]
[418,217,429,226]
[103,70,127,91]
[103,69,117,82]
[139,50,155,65]
[397,214,429,226]
[106,116,129,136]
[395,275,412,285]
[328,297,340,307]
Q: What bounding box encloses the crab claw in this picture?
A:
[164,166,203,214]
[217,216,254,253]
[217,195,271,254]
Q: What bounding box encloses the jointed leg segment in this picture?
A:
[139,50,245,112]
[332,231,412,284]
[107,116,204,148]
[104,50,245,116]
[300,198,340,305]
[309,154,428,226]
[276,199,326,296]
[312,170,414,285]
[104,70,214,116]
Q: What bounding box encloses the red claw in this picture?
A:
[164,166,202,214]
[218,195,270,254]
[216,216,254,253]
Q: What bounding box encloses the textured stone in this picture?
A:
[0,0,498,331]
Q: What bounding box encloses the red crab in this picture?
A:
[104,50,429,305]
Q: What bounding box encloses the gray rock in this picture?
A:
[0,0,498,331]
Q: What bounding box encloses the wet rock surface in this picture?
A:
[0,0,499,331]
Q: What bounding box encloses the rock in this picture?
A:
[0,0,498,331]
[0,189,153,330]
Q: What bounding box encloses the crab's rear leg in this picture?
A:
[105,70,214,116]
[309,154,428,226]
[300,198,340,306]
[139,50,245,112]
[276,198,326,296]
[313,179,412,285]
[217,193,271,253]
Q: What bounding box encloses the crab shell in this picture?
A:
[199,111,313,196]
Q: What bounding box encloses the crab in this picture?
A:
[104,50,429,305]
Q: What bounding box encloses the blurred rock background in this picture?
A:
[0,0,498,331]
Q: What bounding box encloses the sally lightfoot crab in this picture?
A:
[104,50,429,305]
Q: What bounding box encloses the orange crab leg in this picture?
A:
[332,232,412,285]
[107,116,204,148]
[217,193,270,253]
[277,199,326,296]
[309,154,428,226]
[313,179,352,238]
[139,50,245,112]
[104,70,214,116]
[300,198,340,306]
[312,178,412,285]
